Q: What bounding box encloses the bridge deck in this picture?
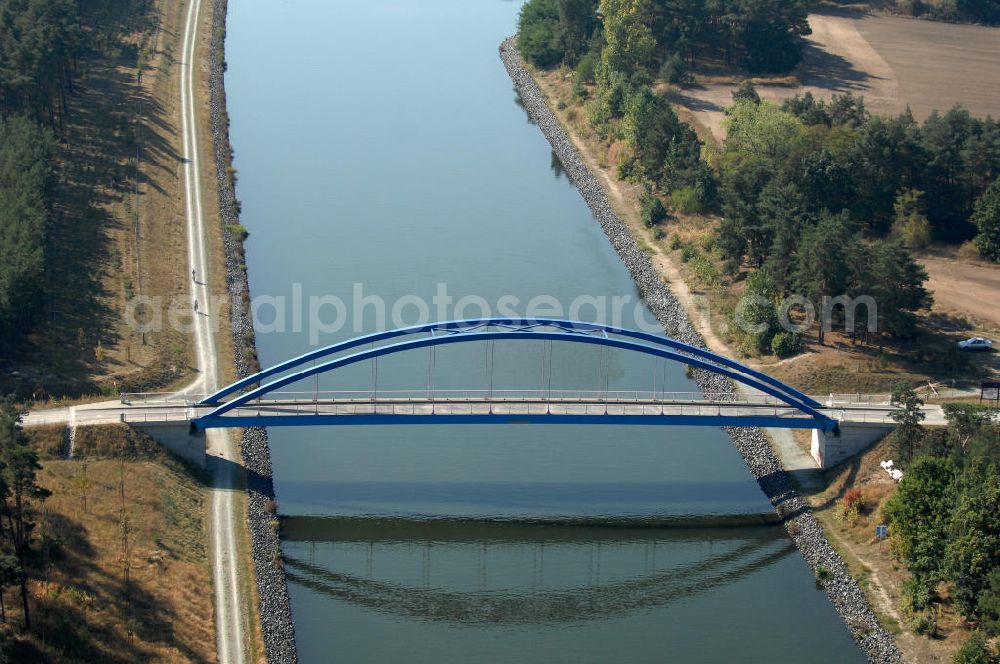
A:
[117,395,901,429]
[23,391,919,431]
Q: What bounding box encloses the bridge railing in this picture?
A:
[119,408,198,424]
[120,391,210,405]
[826,409,899,425]
[234,389,788,404]
[113,402,912,426]
[120,389,792,406]
[214,400,813,419]
[820,393,893,407]
[117,402,896,424]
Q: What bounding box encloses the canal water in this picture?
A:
[225,0,865,661]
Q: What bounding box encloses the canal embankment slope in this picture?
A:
[207,0,298,661]
[500,37,900,663]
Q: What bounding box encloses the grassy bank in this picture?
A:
[8,425,214,662]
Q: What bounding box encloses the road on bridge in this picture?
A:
[24,392,949,429]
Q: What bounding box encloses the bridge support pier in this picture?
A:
[131,422,207,468]
[811,423,894,469]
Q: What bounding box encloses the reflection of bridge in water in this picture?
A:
[281,518,796,625]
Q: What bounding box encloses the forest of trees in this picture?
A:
[0,118,54,356]
[518,0,811,74]
[888,0,1000,24]
[519,0,1000,355]
[0,0,149,356]
[0,0,84,128]
[883,387,1000,657]
[708,91,1000,352]
[0,0,82,357]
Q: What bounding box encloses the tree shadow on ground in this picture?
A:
[8,30,182,400]
[796,8,892,95]
[665,88,724,114]
[798,41,875,94]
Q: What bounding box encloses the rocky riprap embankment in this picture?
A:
[208,1,298,661]
[499,37,900,663]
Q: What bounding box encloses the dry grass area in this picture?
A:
[27,424,69,459]
[8,425,214,663]
[533,66,997,395]
[805,435,975,663]
[762,323,998,395]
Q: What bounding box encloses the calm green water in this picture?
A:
[224,0,864,660]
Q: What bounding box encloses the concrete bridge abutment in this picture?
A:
[811,423,894,469]
[131,421,207,468]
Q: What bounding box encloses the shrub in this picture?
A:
[842,487,866,513]
[658,53,693,86]
[653,227,665,240]
[895,213,932,249]
[953,632,994,664]
[815,564,831,585]
[770,331,803,358]
[575,53,596,84]
[572,81,589,100]
[957,239,982,261]
[225,223,249,240]
[680,244,697,263]
[640,191,668,227]
[688,253,722,292]
[842,504,861,525]
[840,487,866,524]
[902,575,936,614]
[588,97,613,132]
[671,186,705,214]
[911,609,938,637]
[617,155,639,180]
[669,233,683,250]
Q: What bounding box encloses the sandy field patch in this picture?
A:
[676,11,1000,141]
[855,14,1000,120]
[921,256,1000,329]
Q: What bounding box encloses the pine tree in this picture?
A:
[972,176,1000,261]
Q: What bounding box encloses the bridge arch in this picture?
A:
[196,319,833,430]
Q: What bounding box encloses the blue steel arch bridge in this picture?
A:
[123,318,837,433]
